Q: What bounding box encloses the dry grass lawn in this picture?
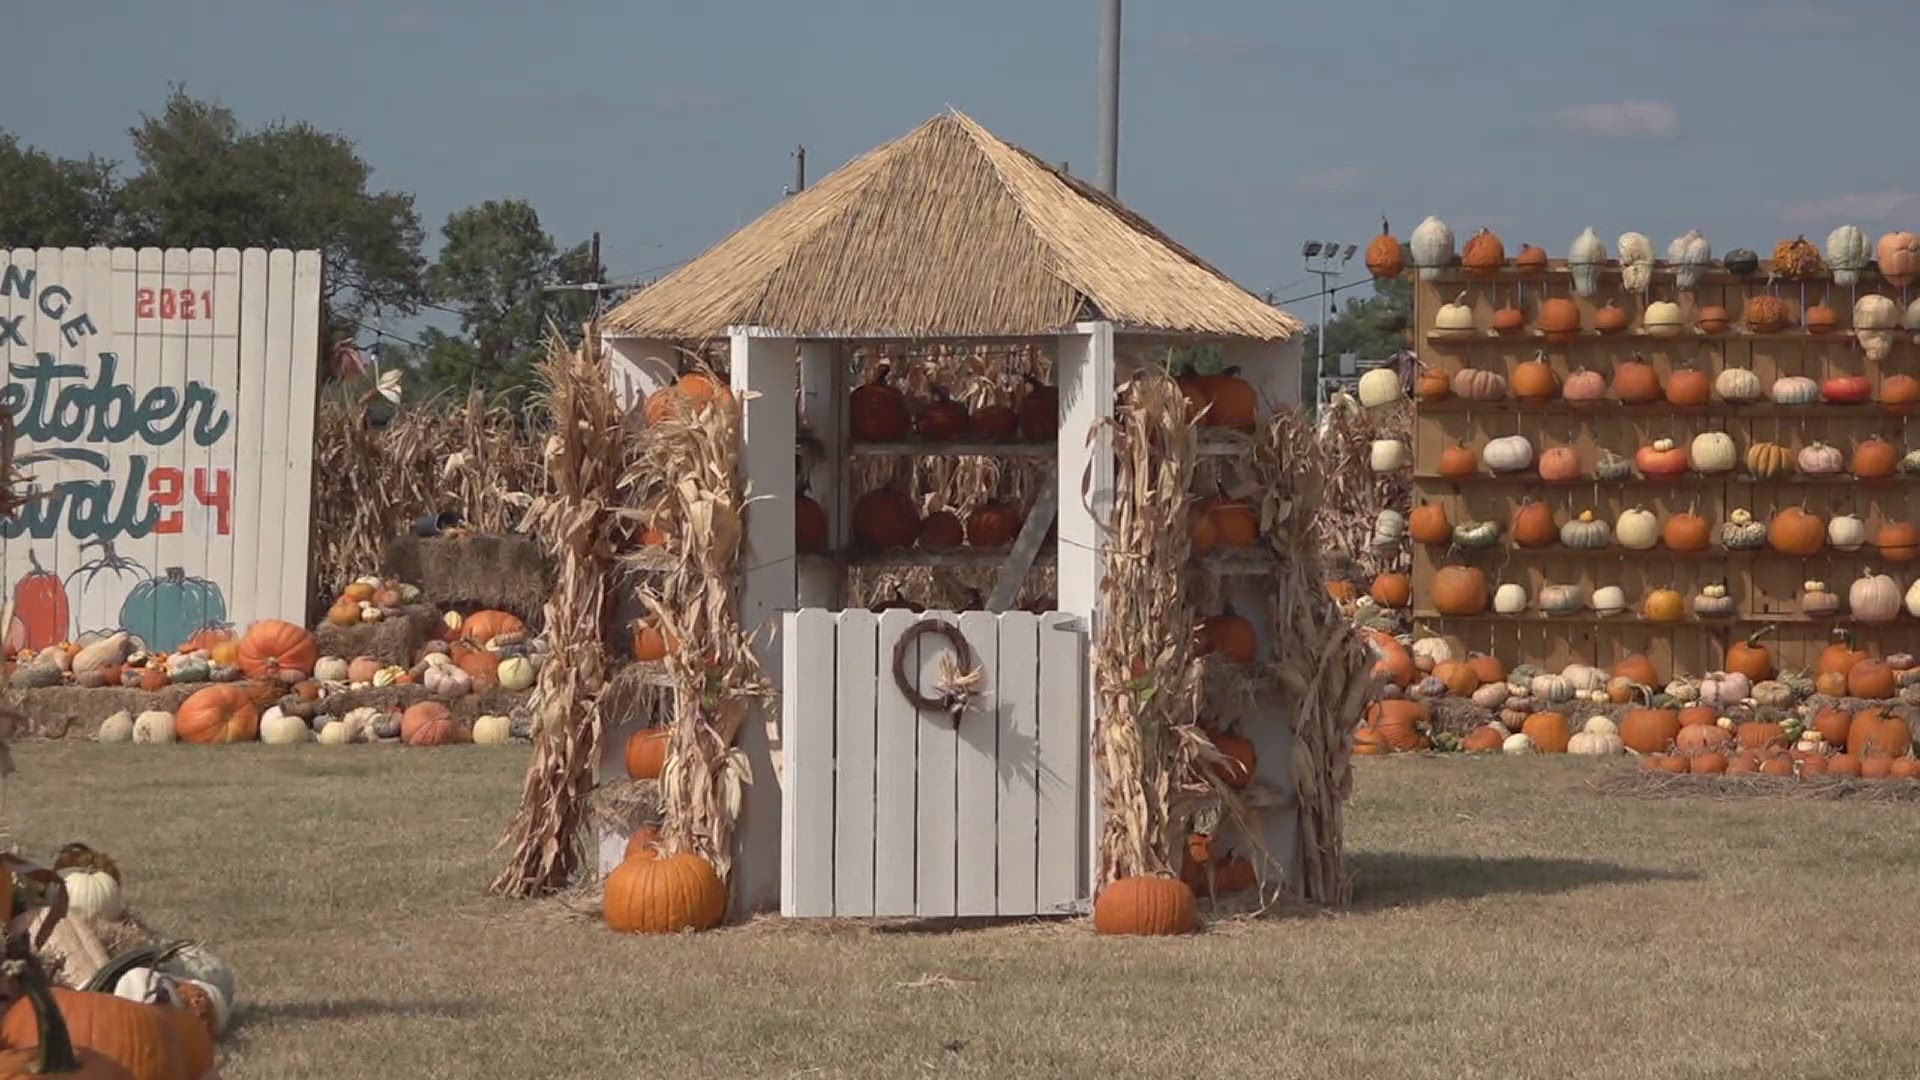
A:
[10,744,1920,1079]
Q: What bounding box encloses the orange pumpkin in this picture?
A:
[1853,436,1899,479]
[853,488,921,550]
[1200,371,1257,432]
[1828,753,1862,778]
[1725,627,1774,681]
[1431,660,1480,697]
[1768,507,1825,556]
[849,364,911,441]
[1512,500,1557,548]
[1677,704,1717,729]
[624,824,664,862]
[1408,503,1451,546]
[1875,521,1919,562]
[1847,662,1898,702]
[625,727,670,779]
[1592,300,1631,335]
[919,510,965,551]
[1634,441,1688,476]
[1847,708,1909,758]
[965,501,1023,548]
[1690,750,1730,775]
[1536,446,1581,483]
[1619,708,1680,754]
[1804,304,1839,334]
[1818,632,1869,678]
[1490,305,1526,335]
[1612,356,1662,404]
[1431,565,1488,616]
[1661,512,1711,552]
[1416,367,1452,402]
[1206,731,1257,788]
[1511,356,1559,403]
[1464,653,1504,685]
[1201,610,1257,664]
[1461,228,1506,276]
[1536,297,1582,343]
[1437,442,1480,479]
[1369,573,1411,608]
[1463,724,1506,752]
[1695,305,1731,333]
[236,619,317,681]
[175,684,260,743]
[1665,366,1711,408]
[1206,498,1259,548]
[1522,711,1570,753]
[1878,374,1920,415]
[1366,630,1415,688]
[1613,654,1659,687]
[1643,588,1685,622]
[401,701,457,746]
[631,619,675,663]
[1365,699,1431,751]
[1364,219,1404,279]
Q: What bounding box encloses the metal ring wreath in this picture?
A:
[890,618,978,723]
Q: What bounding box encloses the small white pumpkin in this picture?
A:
[1470,682,1510,709]
[132,710,176,744]
[1590,585,1627,615]
[1568,729,1624,756]
[1357,366,1403,408]
[1641,300,1684,337]
[317,719,357,745]
[1561,664,1606,692]
[1851,571,1903,623]
[1688,431,1737,473]
[1827,514,1866,551]
[424,663,472,698]
[1568,227,1606,295]
[1433,292,1478,337]
[373,665,407,687]
[1372,509,1407,546]
[1907,577,1920,618]
[1409,215,1455,280]
[59,867,124,920]
[1617,231,1654,293]
[1699,670,1751,706]
[1483,434,1533,473]
[1583,715,1619,736]
[1369,439,1410,473]
[1502,732,1536,754]
[1668,228,1712,290]
[496,655,536,692]
[1770,375,1820,405]
[1615,507,1659,550]
[259,706,311,745]
[1664,678,1700,703]
[313,656,350,683]
[97,711,134,744]
[442,610,464,636]
[472,714,514,745]
[1907,296,1920,344]
[1827,225,1870,286]
[1410,637,1458,671]
[1493,583,1528,614]
[1530,674,1573,702]
[1714,367,1762,403]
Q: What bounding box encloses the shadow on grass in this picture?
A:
[235,998,493,1026]
[1350,851,1694,909]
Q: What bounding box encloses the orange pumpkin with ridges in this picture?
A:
[1665,366,1711,407]
[1662,512,1711,552]
[1437,442,1479,479]
[1522,711,1570,753]
[1408,504,1451,545]
[236,619,317,681]
[175,684,259,744]
[1768,506,1825,556]
[1537,446,1581,483]
[1852,436,1898,479]
[1365,699,1431,751]
[1431,565,1488,615]
[1512,500,1557,548]
[1725,628,1774,682]
[1511,356,1559,403]
[1847,707,1909,757]
[1613,654,1658,687]
[1536,297,1582,343]
[1619,708,1680,754]
[1877,521,1919,562]
[1431,660,1479,697]
[1879,374,1920,414]
[1612,356,1662,404]
[1369,573,1410,608]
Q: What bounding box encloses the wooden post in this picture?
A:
[729,326,798,916]
[1056,321,1113,904]
[796,341,843,609]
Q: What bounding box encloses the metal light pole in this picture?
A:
[1095,0,1120,195]
[1302,240,1357,415]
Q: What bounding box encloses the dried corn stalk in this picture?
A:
[491,328,635,897]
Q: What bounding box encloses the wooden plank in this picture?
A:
[872,608,921,915]
[206,248,242,626]
[831,608,879,916]
[993,611,1040,915]
[253,250,294,625]
[985,475,1056,612]
[914,610,958,918]
[280,250,322,622]
[1055,324,1113,619]
[1036,613,1086,912]
[38,249,82,627]
[229,250,269,627]
[953,610,999,916]
[796,341,842,610]
[779,609,837,916]
[76,247,123,643]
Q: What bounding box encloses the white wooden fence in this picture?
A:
[781,608,1089,918]
[0,248,320,652]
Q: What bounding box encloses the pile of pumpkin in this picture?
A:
[1423,289,1920,347]
[7,619,318,693]
[320,575,424,627]
[0,847,238,1080]
[1358,629,1920,758]
[605,725,729,935]
[1410,429,1920,489]
[846,488,1032,554]
[849,363,1058,446]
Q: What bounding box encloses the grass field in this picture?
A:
[11,743,1920,1079]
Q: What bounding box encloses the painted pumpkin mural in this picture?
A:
[119,567,229,653]
[9,551,69,652]
[65,540,150,643]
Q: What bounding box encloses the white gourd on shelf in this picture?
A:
[1907,577,1920,617]
[1642,300,1685,337]
[1590,586,1627,615]
[1855,294,1901,361]
[1617,232,1654,293]
[1714,367,1762,403]
[1433,292,1477,337]
[1483,435,1533,473]
[1370,439,1410,473]
[1667,229,1712,291]
[1689,431,1737,473]
[1493,583,1528,614]
[1409,215,1455,281]
[1615,507,1659,550]
[1568,228,1606,296]
[1356,366,1402,407]
[1828,514,1866,551]
[1827,225,1870,286]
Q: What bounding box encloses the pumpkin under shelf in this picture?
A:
[839,547,1060,570]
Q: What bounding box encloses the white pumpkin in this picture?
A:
[160,945,237,1014]
[1502,732,1536,755]
[96,711,134,744]
[1688,431,1737,473]
[59,867,124,920]
[1827,514,1866,551]
[1369,439,1410,473]
[1714,367,1761,404]
[1851,572,1903,623]
[1568,227,1606,295]
[112,966,179,1007]
[343,706,382,732]
[1770,375,1820,405]
[1433,292,1477,337]
[1410,637,1458,670]
[313,656,350,683]
[1828,225,1870,286]
[1641,300,1684,337]
[259,707,311,744]
[1493,583,1528,614]
[1582,715,1619,736]
[1590,586,1627,615]
[472,714,514,745]
[496,655,536,692]
[317,719,356,745]
[1617,232,1654,293]
[424,663,472,697]
[1530,674,1572,702]
[1372,509,1407,546]
[372,665,406,687]
[1907,297,1920,344]
[1668,229,1712,290]
[132,710,176,744]
[1409,215,1455,280]
[1615,507,1659,550]
[1855,293,1901,361]
[1568,729,1624,756]
[1483,435,1533,473]
[1357,366,1402,408]
[1699,670,1751,706]
[1561,664,1606,692]
[1907,576,1920,617]
[72,633,132,676]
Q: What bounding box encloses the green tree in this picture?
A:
[421,199,603,397]
[1299,278,1412,407]
[0,133,122,247]
[118,88,426,324]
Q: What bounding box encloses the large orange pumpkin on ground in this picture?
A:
[1619,708,1680,754]
[401,701,458,746]
[236,619,317,681]
[1522,711,1570,753]
[175,684,259,743]
[1365,700,1430,751]
[605,851,728,933]
[0,983,183,1080]
[1092,875,1196,936]
[1846,708,1910,757]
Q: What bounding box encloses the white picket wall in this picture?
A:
[0,247,320,651]
[781,608,1089,918]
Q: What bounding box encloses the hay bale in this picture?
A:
[382,534,551,627]
[313,605,439,665]
[3,685,200,739]
[589,778,662,836]
[315,684,531,722]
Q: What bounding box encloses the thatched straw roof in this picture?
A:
[602,110,1302,342]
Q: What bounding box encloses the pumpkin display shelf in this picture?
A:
[849,440,1056,458]
[1415,473,1918,487]
[1426,329,1854,345]
[1440,545,1814,560]
[1416,400,1914,419]
[1412,610,1908,627]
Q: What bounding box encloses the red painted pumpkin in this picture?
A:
[10,551,68,652]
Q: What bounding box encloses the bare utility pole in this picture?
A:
[785,146,807,197]
[1095,0,1120,195]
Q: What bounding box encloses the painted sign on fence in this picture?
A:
[0,247,321,652]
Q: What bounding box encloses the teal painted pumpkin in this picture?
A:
[119,567,227,651]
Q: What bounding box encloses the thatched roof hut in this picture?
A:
[602,110,1300,342]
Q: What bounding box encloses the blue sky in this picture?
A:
[8,0,1920,326]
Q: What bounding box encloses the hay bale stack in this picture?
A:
[382,534,552,627]
[3,685,200,739]
[313,605,440,666]
[316,684,530,722]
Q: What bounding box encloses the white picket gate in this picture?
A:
[780,608,1089,918]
